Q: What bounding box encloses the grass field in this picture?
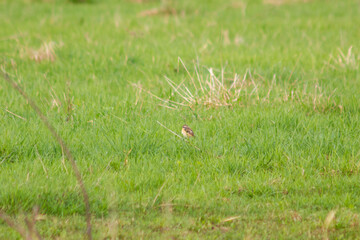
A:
[1,0,360,239]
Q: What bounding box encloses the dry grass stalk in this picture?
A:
[134,84,142,105]
[151,178,168,207]
[65,82,74,122]
[222,30,231,46]
[132,82,187,108]
[324,210,337,229]
[323,209,337,240]
[4,108,27,121]
[124,149,132,166]
[50,89,62,110]
[35,146,49,179]
[221,216,241,223]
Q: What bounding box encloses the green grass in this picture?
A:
[1,0,360,239]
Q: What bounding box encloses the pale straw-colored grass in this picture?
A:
[134,57,260,109]
[21,41,62,63]
[326,46,359,70]
[134,58,341,113]
[263,0,312,5]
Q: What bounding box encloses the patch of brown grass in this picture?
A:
[138,6,177,17]
[22,41,62,63]
[325,46,359,70]
[264,0,312,6]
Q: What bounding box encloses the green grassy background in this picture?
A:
[1,0,360,239]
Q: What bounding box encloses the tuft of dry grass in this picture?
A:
[134,58,340,112]
[22,42,62,63]
[322,209,337,240]
[140,57,261,108]
[326,46,359,70]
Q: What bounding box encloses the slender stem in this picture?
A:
[1,71,92,240]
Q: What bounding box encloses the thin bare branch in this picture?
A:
[1,71,92,240]
[0,210,27,239]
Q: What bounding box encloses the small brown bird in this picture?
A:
[182,125,195,138]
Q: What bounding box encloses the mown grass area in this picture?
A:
[1,0,360,239]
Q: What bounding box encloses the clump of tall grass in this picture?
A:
[134,58,341,112]
[326,46,359,70]
[21,41,62,63]
[133,58,262,109]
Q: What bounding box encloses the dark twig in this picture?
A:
[1,71,92,240]
[0,210,27,239]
